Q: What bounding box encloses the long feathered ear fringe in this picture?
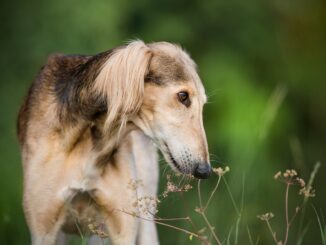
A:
[93,40,152,136]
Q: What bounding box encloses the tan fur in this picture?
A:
[94,41,152,135]
[18,41,209,245]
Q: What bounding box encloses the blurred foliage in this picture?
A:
[0,0,325,244]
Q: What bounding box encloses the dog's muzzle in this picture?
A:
[193,163,211,179]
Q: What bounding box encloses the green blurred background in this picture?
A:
[1,0,325,244]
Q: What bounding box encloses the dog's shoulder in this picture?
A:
[17,54,92,144]
[17,50,116,145]
[44,53,92,78]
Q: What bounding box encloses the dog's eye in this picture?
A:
[177,91,190,107]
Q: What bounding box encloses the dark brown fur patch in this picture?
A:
[16,48,123,145]
[51,52,112,123]
[96,148,118,170]
[62,191,99,235]
[17,89,32,145]
[146,54,189,85]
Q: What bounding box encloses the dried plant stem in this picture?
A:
[198,180,203,208]
[246,226,254,245]
[306,162,321,196]
[151,215,193,222]
[116,209,206,243]
[204,175,221,211]
[118,209,192,222]
[222,176,240,215]
[266,220,279,245]
[198,180,222,245]
[152,221,201,240]
[179,192,198,231]
[284,183,290,245]
[297,162,321,243]
[289,204,302,225]
[69,208,85,241]
[202,211,222,245]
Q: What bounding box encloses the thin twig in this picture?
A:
[289,203,304,225]
[154,216,192,222]
[155,220,203,241]
[284,183,290,245]
[297,162,321,243]
[312,205,326,245]
[246,225,254,245]
[255,236,260,245]
[227,225,234,245]
[266,220,279,245]
[234,214,242,245]
[204,175,221,211]
[234,174,245,245]
[179,192,198,231]
[198,180,203,209]
[197,180,222,245]
[202,211,222,245]
[126,209,191,222]
[70,210,84,241]
[223,176,240,215]
[116,209,206,242]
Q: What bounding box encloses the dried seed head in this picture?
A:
[257,212,274,221]
[212,166,230,176]
[274,169,307,187]
[274,171,281,179]
[299,186,315,198]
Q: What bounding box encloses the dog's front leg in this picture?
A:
[93,144,139,245]
[129,131,159,245]
[24,188,67,245]
[94,174,139,244]
[23,162,76,245]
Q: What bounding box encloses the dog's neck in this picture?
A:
[93,121,140,169]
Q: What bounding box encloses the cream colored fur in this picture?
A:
[19,41,209,245]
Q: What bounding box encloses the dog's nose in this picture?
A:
[193,163,211,179]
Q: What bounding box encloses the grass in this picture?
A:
[313,206,326,245]
[82,162,321,245]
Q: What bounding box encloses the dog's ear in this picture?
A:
[93,40,152,133]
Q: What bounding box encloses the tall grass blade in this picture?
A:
[312,205,326,245]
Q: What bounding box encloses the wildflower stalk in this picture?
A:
[223,176,240,215]
[312,205,326,245]
[266,220,279,245]
[284,183,290,245]
[116,209,206,243]
[257,213,278,244]
[179,192,198,231]
[204,175,221,211]
[197,180,222,245]
[198,180,203,209]
[150,216,193,222]
[297,162,321,244]
[202,211,221,244]
[246,226,254,245]
[259,168,317,245]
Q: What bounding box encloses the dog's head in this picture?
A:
[133,42,211,179]
[95,41,211,179]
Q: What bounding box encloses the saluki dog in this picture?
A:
[17,40,211,245]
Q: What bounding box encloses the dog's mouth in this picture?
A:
[160,142,178,170]
[162,142,188,174]
[160,141,211,179]
[165,145,182,172]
